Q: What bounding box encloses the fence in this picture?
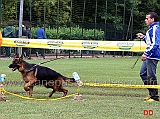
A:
[0,0,139,57]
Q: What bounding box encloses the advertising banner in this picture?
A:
[0,38,146,52]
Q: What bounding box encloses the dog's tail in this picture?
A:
[63,76,83,86]
[62,72,83,86]
[63,77,76,83]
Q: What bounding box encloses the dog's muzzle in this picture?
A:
[8,64,18,71]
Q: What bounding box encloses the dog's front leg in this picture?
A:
[28,86,33,98]
[24,79,36,97]
[24,82,31,91]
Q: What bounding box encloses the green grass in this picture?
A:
[0,57,160,119]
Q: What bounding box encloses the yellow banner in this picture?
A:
[0,38,146,52]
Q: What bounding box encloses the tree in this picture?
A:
[2,0,160,40]
[2,0,16,21]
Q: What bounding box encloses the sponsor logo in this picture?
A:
[82,42,98,49]
[14,40,30,46]
[47,41,63,48]
[117,42,134,50]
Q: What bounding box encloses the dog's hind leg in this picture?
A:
[54,79,68,97]
[49,89,56,97]
[59,88,68,97]
[54,85,68,97]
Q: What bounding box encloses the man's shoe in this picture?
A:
[144,95,150,101]
[23,52,26,57]
[41,55,45,59]
[145,98,159,102]
[27,56,31,59]
[36,52,38,57]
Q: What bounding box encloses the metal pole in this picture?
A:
[56,0,59,39]
[131,0,134,40]
[29,0,32,56]
[82,0,86,39]
[115,0,117,40]
[69,0,73,58]
[123,0,126,40]
[70,0,72,40]
[94,0,97,40]
[17,0,24,56]
[102,0,108,57]
[81,0,86,58]
[44,0,46,26]
[56,0,60,58]
[30,0,32,21]
[16,0,18,20]
[104,0,107,40]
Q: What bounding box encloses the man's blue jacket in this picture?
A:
[37,28,46,39]
[142,22,160,60]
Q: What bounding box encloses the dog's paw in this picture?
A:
[24,87,30,91]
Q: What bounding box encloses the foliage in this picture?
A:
[1,0,16,21]
[30,25,104,40]
[31,0,70,23]
[1,0,160,40]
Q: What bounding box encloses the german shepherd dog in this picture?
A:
[8,55,76,98]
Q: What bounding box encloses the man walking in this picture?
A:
[136,12,160,102]
[36,24,46,59]
[23,26,32,59]
[2,23,16,58]
[15,24,26,55]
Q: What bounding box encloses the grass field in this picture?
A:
[0,57,160,119]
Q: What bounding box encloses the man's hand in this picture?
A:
[141,54,147,61]
[136,33,144,39]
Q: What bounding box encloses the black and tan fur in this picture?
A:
[8,55,76,98]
